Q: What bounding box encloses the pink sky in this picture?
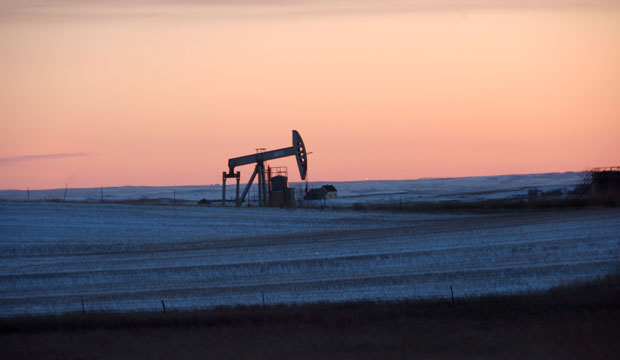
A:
[1,1,619,189]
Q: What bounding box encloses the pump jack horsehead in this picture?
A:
[222,130,308,207]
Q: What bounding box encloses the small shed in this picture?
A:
[322,185,337,199]
[304,185,337,200]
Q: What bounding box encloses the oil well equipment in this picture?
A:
[222,130,307,207]
[574,166,620,195]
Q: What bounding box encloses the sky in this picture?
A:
[1,0,619,189]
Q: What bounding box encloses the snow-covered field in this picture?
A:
[0,171,587,205]
[1,198,618,316]
[321,171,587,204]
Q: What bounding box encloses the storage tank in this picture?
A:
[271,175,288,192]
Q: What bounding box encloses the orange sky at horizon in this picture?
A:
[1,2,619,189]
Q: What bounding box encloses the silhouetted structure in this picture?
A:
[222,130,307,207]
[305,185,337,200]
[268,167,295,207]
[573,167,620,195]
[591,167,620,194]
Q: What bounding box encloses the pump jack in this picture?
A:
[222,130,308,206]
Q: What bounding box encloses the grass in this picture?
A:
[1,275,619,359]
[5,189,619,214]
[346,192,620,213]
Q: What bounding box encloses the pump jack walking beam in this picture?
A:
[222,130,308,207]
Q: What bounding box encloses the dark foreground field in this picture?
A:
[1,275,619,360]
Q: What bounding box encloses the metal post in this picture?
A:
[268,166,272,206]
[262,168,269,206]
[222,171,227,205]
[235,171,240,206]
[257,162,264,206]
[257,162,267,206]
[239,166,259,206]
[257,171,262,206]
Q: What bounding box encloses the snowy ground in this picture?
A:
[313,171,587,204]
[1,199,618,317]
[0,171,587,205]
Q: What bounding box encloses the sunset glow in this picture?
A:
[1,1,619,189]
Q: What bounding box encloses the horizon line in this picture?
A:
[0,169,588,191]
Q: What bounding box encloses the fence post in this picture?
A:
[450,285,455,305]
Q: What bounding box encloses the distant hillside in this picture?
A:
[0,171,586,204]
